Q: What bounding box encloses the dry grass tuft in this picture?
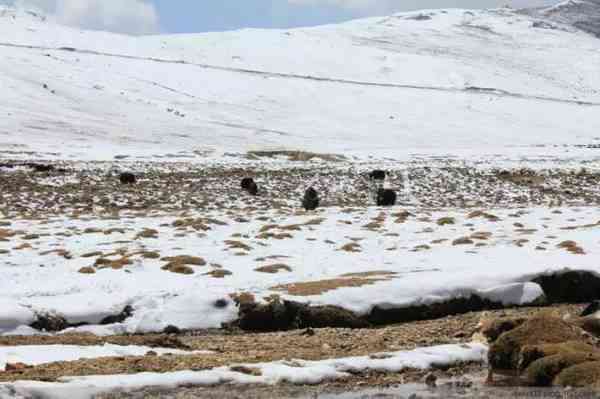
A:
[78,267,96,274]
[161,255,206,266]
[471,232,492,240]
[162,263,194,275]
[556,240,585,255]
[467,211,500,222]
[452,237,474,246]
[339,243,362,253]
[204,269,232,278]
[255,264,292,274]
[95,257,133,270]
[224,240,252,251]
[273,276,390,296]
[256,232,293,240]
[437,217,456,226]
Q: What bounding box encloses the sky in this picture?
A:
[3,0,560,35]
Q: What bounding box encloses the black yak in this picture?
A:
[241,177,258,196]
[369,170,387,181]
[302,187,320,211]
[376,188,396,207]
[119,172,137,185]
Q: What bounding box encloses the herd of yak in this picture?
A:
[118,170,398,210]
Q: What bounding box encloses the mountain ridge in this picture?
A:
[0,5,599,161]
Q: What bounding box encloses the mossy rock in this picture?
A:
[519,341,597,372]
[488,315,583,372]
[524,351,600,386]
[554,361,600,387]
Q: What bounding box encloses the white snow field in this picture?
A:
[1,343,487,399]
[0,5,599,161]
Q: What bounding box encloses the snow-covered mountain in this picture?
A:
[527,0,600,37]
[1,5,599,161]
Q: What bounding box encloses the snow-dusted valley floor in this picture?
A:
[0,160,598,398]
[1,1,600,398]
[0,162,599,336]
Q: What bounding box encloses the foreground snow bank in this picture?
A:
[1,206,598,334]
[0,344,198,371]
[3,343,487,399]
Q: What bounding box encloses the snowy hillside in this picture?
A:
[1,5,599,161]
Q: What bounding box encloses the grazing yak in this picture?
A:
[376,188,397,207]
[369,170,387,181]
[302,187,320,211]
[119,172,137,185]
[241,177,258,196]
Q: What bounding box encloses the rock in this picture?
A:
[30,313,68,332]
[100,305,133,325]
[488,315,586,374]
[581,301,600,317]
[521,342,600,386]
[376,188,397,206]
[532,271,600,303]
[424,372,437,387]
[119,172,136,184]
[554,361,600,387]
[302,187,320,211]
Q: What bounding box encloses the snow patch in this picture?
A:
[3,343,487,399]
[0,344,199,371]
